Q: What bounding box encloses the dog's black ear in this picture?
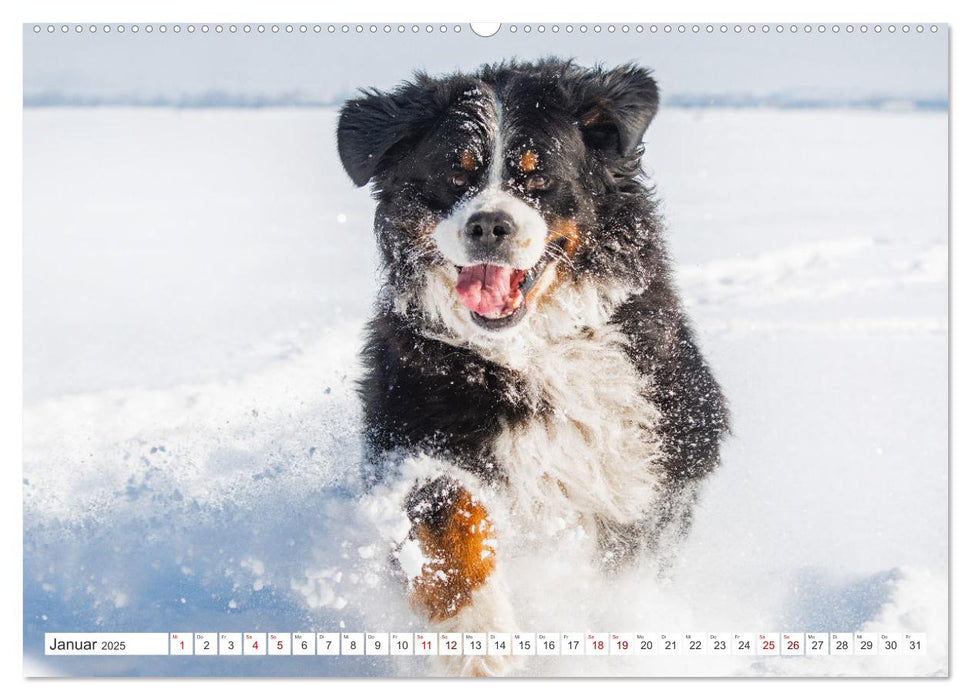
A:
[574,65,659,157]
[337,83,433,187]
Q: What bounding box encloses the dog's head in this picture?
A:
[338,59,661,345]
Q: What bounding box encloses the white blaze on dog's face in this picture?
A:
[337,63,662,343]
[422,91,566,335]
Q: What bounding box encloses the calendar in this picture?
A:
[21,15,949,680]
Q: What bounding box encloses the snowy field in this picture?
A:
[23,107,948,676]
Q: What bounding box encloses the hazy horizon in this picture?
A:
[24,23,948,105]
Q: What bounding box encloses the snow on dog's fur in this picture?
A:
[338,59,728,676]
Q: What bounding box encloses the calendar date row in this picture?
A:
[46,632,926,657]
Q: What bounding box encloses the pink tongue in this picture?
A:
[456,264,516,316]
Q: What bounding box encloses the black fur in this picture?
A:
[339,59,729,564]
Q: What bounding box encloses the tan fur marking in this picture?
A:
[410,489,496,622]
[547,217,581,258]
[459,150,476,171]
[526,218,583,310]
[519,150,539,173]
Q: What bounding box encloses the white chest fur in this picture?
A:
[490,324,666,527]
[403,268,666,527]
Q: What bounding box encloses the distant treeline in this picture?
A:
[24,90,948,112]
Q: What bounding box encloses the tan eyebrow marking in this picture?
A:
[459,150,476,171]
[519,150,539,173]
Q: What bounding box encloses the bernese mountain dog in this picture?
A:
[337,59,728,676]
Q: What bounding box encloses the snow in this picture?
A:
[23,107,947,676]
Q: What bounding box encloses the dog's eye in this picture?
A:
[526,173,551,191]
[450,172,469,188]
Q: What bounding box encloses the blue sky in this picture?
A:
[24,23,948,103]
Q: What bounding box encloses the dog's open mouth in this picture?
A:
[455,259,549,330]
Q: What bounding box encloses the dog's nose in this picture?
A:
[465,210,517,243]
